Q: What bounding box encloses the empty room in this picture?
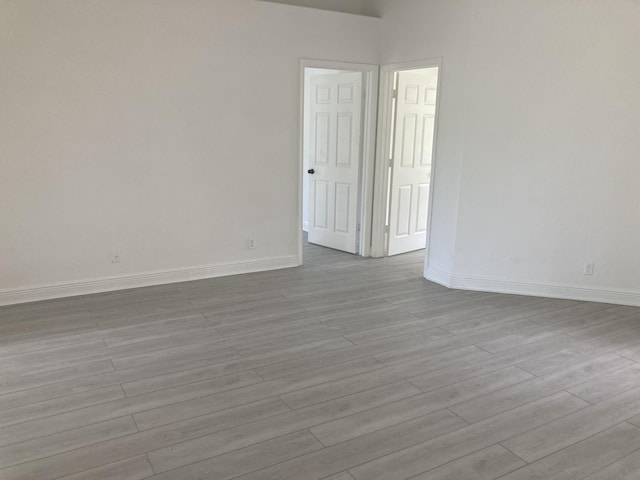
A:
[2,0,640,479]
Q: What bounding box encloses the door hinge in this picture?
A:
[385,225,390,234]
[388,158,394,167]
[356,223,361,232]
[392,88,398,100]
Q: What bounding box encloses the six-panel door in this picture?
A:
[388,68,438,256]
[308,72,363,254]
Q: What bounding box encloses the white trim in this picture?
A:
[451,275,640,307]
[370,66,394,258]
[0,256,298,306]
[372,58,443,261]
[299,59,379,263]
[424,265,454,287]
[424,267,640,307]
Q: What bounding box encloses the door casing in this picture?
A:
[298,58,442,267]
[371,58,443,269]
[298,59,379,264]
[387,68,439,256]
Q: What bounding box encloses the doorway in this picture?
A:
[371,61,441,261]
[299,61,379,263]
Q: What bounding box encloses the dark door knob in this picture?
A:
[307,169,315,174]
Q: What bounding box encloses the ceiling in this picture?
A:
[259,0,382,18]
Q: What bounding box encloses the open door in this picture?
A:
[387,68,438,256]
[307,71,364,254]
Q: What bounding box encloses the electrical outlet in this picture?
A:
[110,250,121,264]
[247,238,256,250]
[584,263,595,275]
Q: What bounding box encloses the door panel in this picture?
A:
[421,115,435,165]
[336,113,354,166]
[395,185,412,236]
[308,72,363,254]
[400,114,417,168]
[416,183,430,233]
[315,113,330,165]
[335,183,351,233]
[388,68,438,256]
[314,180,329,229]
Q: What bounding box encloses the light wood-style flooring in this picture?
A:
[2,242,640,479]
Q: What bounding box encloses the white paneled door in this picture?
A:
[308,72,363,254]
[388,68,438,256]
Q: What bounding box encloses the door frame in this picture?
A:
[370,58,443,265]
[298,59,379,264]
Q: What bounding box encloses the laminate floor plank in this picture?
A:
[132,356,387,430]
[148,429,324,480]
[566,314,640,342]
[373,319,560,366]
[0,348,247,409]
[109,342,239,371]
[321,474,355,480]
[502,385,640,463]
[522,302,613,325]
[0,360,115,396]
[0,370,263,447]
[0,340,107,369]
[278,345,489,410]
[348,392,588,480]
[514,343,611,376]
[0,385,126,428]
[498,422,640,480]
[101,316,211,348]
[449,353,632,423]
[0,315,97,338]
[438,302,551,336]
[0,330,106,358]
[94,305,205,329]
[0,416,137,468]
[146,381,420,474]
[407,335,584,392]
[0,398,289,480]
[583,446,640,480]
[310,366,532,446]
[567,363,640,404]
[586,325,640,352]
[253,336,432,381]
[408,444,525,480]
[55,455,154,480]
[1,241,639,480]
[232,410,467,480]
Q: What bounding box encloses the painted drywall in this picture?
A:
[5,0,639,306]
[0,0,380,302]
[378,0,640,304]
[378,0,474,275]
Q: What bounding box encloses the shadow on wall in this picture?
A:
[258,0,381,17]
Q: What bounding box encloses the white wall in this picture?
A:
[378,0,474,275]
[379,0,640,305]
[5,0,639,307]
[0,0,379,304]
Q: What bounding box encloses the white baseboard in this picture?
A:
[425,267,640,307]
[0,255,300,306]
[424,265,454,288]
